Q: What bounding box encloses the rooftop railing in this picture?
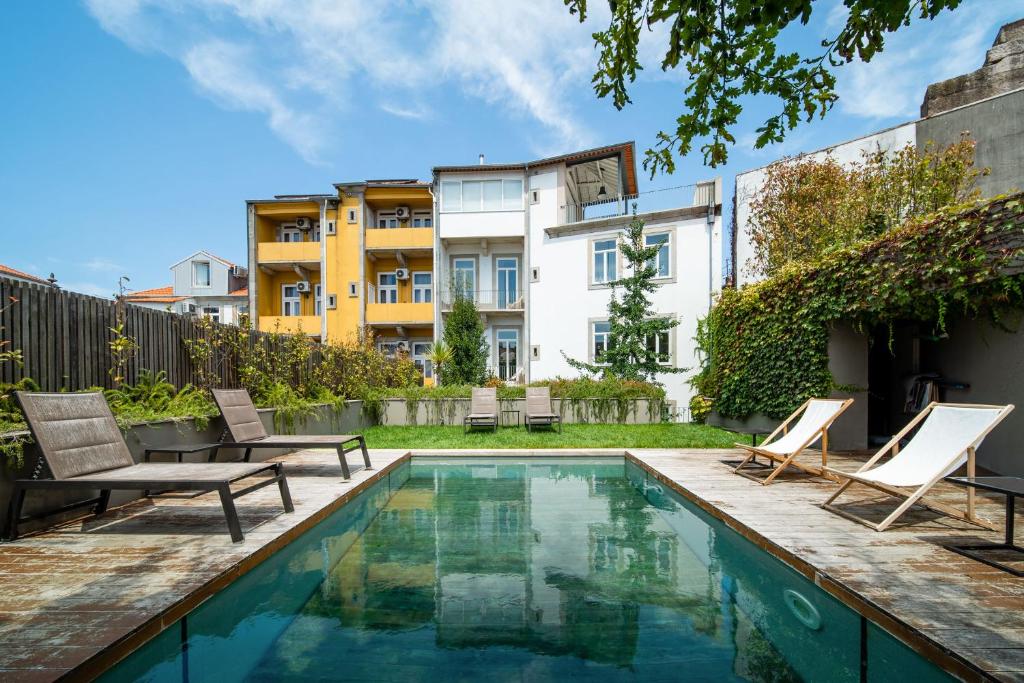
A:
[560,180,718,224]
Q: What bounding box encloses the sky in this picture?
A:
[1,0,1019,297]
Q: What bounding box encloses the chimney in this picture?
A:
[478,153,485,165]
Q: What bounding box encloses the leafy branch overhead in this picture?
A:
[564,0,962,172]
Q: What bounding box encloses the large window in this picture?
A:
[452,258,475,300]
[592,239,617,284]
[412,211,432,228]
[377,212,399,228]
[412,341,433,380]
[282,285,300,316]
[280,227,302,242]
[646,327,671,365]
[496,329,519,381]
[412,272,432,303]
[645,232,671,278]
[193,261,211,288]
[440,179,523,212]
[378,272,398,303]
[592,321,611,361]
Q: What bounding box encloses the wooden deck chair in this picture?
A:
[822,402,1014,532]
[733,398,854,485]
[464,387,498,433]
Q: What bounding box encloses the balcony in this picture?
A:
[257,241,321,267]
[258,315,321,335]
[440,289,524,312]
[365,227,434,251]
[365,302,434,325]
[559,179,719,225]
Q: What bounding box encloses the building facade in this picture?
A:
[247,142,723,411]
[124,251,248,324]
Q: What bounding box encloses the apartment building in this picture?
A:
[247,142,722,409]
[247,181,437,381]
[124,251,248,324]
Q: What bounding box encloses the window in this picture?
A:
[412,341,433,380]
[440,179,523,212]
[282,285,301,316]
[496,329,519,381]
[377,212,399,228]
[348,281,358,298]
[412,272,432,303]
[452,258,475,300]
[378,272,397,303]
[592,239,617,284]
[314,284,323,315]
[280,227,302,242]
[346,208,358,224]
[412,211,432,228]
[645,232,670,278]
[593,321,611,361]
[378,341,407,358]
[496,257,518,309]
[312,222,321,242]
[201,306,219,323]
[646,327,671,365]
[326,293,337,309]
[441,181,461,211]
[193,261,211,287]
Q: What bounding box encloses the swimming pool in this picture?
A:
[103,457,953,681]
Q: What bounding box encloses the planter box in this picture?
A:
[374,397,669,426]
[0,401,371,535]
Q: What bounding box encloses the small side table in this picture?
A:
[944,476,1023,577]
[501,409,520,427]
[144,442,223,463]
[734,429,770,467]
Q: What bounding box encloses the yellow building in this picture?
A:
[247,180,436,382]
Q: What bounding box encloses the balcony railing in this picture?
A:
[560,180,719,224]
[440,288,524,311]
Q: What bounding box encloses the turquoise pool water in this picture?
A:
[105,458,952,682]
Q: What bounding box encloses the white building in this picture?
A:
[433,143,723,417]
[124,250,249,325]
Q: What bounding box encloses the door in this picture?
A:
[496,329,519,382]
[496,257,519,309]
[282,285,300,316]
[378,273,398,303]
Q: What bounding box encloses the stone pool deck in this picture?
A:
[0,448,1020,681]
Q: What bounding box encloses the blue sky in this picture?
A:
[1,0,1019,296]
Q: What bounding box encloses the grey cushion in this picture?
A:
[17,392,134,480]
[212,389,269,442]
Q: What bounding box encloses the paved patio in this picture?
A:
[0,447,1020,680]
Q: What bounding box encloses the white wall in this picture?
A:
[734,122,916,286]
[172,252,234,297]
[528,209,722,418]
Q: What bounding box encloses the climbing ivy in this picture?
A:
[692,194,1024,420]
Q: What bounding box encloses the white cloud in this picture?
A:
[61,281,114,298]
[835,2,1017,120]
[83,257,124,272]
[83,0,602,162]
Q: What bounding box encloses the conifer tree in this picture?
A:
[442,293,490,385]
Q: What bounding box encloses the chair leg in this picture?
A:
[358,437,372,469]
[243,448,252,463]
[95,490,112,515]
[218,485,244,543]
[276,465,294,513]
[761,453,798,486]
[823,479,854,506]
[3,484,26,541]
[732,450,757,474]
[336,446,352,480]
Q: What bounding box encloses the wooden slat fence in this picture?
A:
[0,276,324,392]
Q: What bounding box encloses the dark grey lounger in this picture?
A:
[525,386,562,433]
[211,389,371,479]
[6,392,292,543]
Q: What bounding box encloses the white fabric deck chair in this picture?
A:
[733,398,854,485]
[822,402,1014,531]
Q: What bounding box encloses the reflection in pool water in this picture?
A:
[105,458,952,682]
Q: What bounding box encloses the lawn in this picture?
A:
[356,422,740,450]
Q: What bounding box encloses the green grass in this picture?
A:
[356,422,739,450]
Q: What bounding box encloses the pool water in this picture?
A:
[105,458,952,682]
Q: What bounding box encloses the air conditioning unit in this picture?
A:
[295,217,312,230]
[394,206,411,220]
[183,302,197,314]
[395,268,410,280]
[296,280,312,293]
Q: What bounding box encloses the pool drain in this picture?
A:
[783,589,822,630]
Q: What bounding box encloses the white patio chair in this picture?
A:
[733,398,854,485]
[822,402,1014,531]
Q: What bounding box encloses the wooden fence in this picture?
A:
[0,275,316,392]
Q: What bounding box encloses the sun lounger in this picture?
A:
[211,389,371,479]
[464,387,498,433]
[822,402,1014,531]
[5,392,292,543]
[525,386,561,432]
[733,398,853,485]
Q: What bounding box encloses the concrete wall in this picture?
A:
[826,323,869,451]
[921,317,1024,475]
[375,397,669,426]
[0,401,372,535]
